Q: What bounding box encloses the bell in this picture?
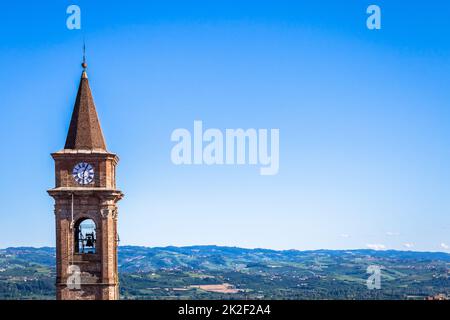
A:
[85,233,95,247]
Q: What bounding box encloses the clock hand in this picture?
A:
[83,167,90,183]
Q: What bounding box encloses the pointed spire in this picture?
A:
[64,52,107,150]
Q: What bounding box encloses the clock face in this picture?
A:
[72,162,95,185]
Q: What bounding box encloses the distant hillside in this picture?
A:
[1,246,449,299]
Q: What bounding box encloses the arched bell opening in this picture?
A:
[74,218,97,254]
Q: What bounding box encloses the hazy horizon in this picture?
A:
[2,244,450,255]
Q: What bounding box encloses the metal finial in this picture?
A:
[81,42,87,69]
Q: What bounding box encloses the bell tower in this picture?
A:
[48,57,123,300]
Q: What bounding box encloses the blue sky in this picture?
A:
[0,1,449,251]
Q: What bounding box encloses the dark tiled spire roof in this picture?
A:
[64,70,107,150]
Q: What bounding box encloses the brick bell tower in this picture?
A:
[48,56,123,300]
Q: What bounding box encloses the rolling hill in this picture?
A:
[0,246,449,299]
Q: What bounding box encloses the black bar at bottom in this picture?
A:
[0,300,448,318]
